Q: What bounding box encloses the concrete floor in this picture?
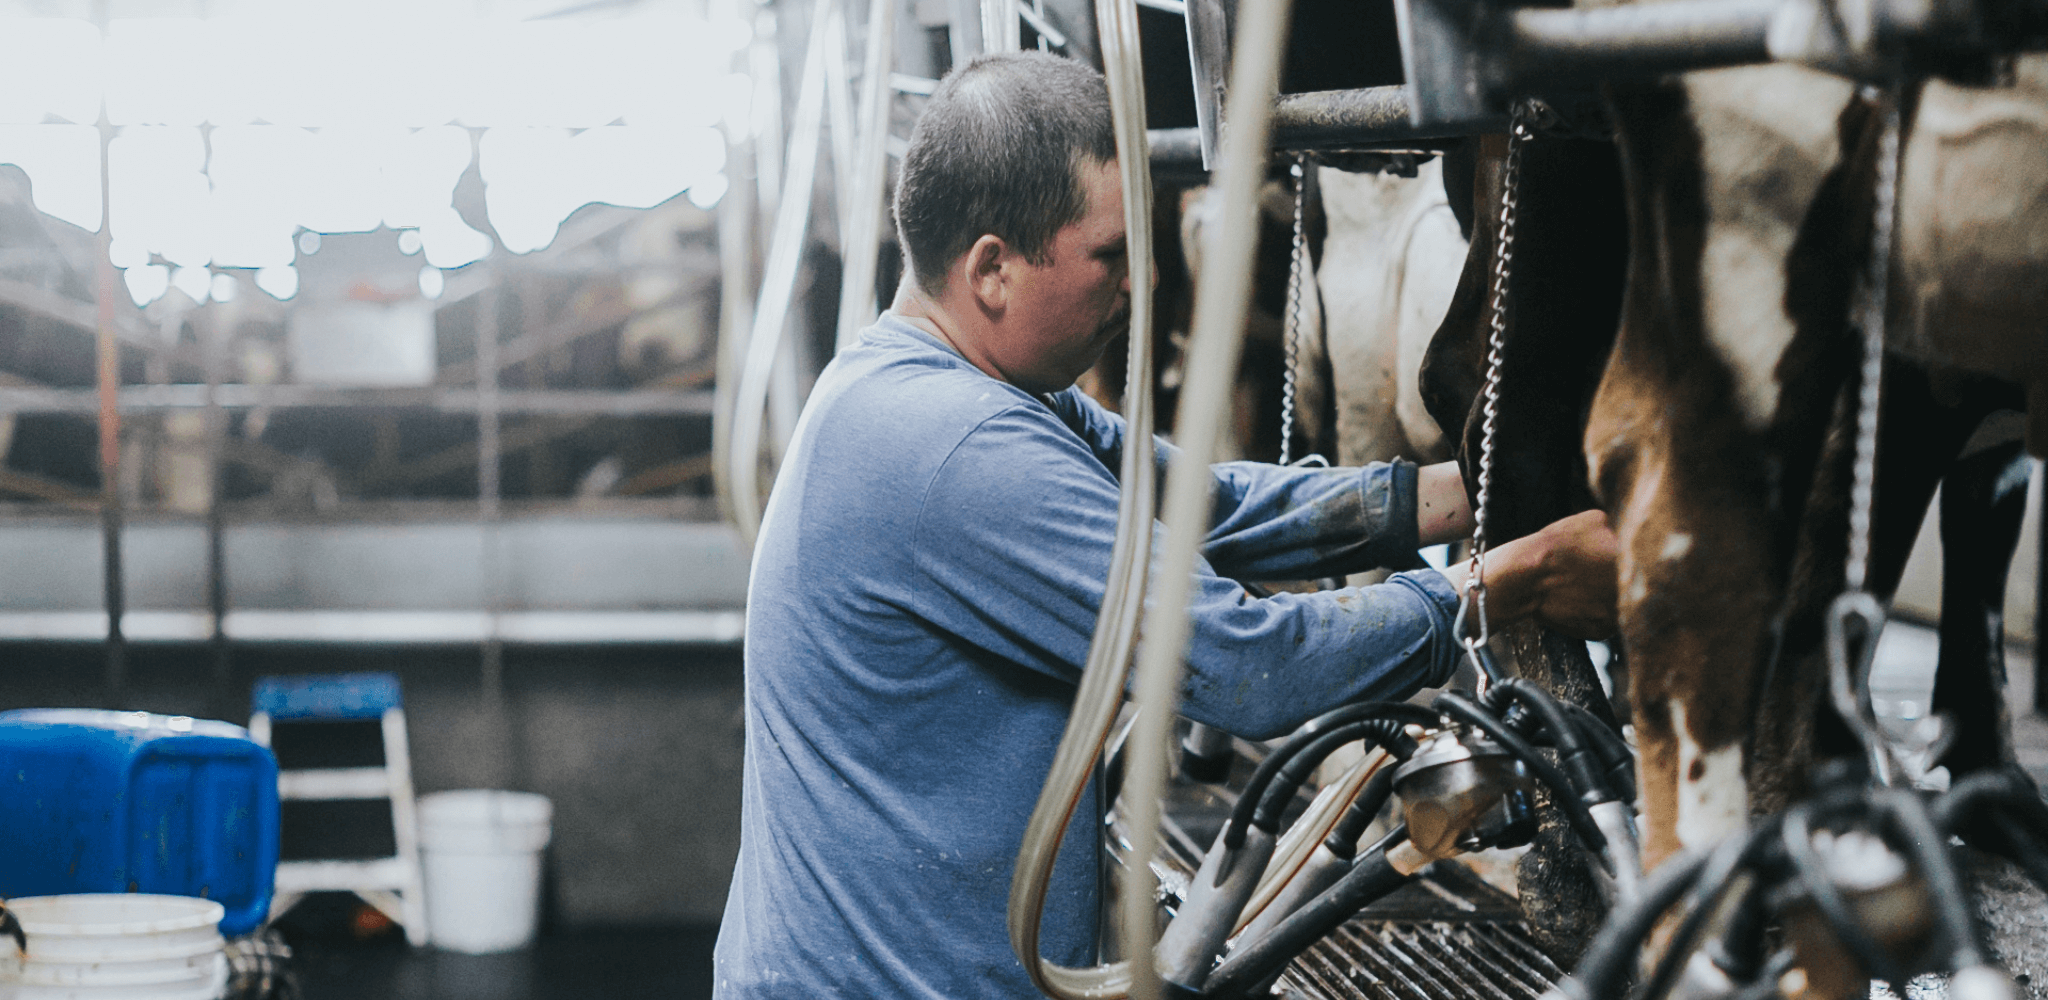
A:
[292,926,717,1000]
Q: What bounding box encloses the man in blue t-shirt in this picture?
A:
[712,51,1618,999]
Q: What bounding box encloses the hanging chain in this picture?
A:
[1844,93,1900,596]
[1279,153,1311,466]
[1453,105,1532,685]
[1827,88,1904,786]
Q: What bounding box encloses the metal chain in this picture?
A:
[1279,153,1310,466]
[1844,92,1900,595]
[1453,105,1532,682]
[1827,87,1904,786]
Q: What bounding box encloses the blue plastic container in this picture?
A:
[0,709,280,936]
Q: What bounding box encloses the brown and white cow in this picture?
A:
[1587,60,2048,873]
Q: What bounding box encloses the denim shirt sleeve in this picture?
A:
[1048,388,1429,580]
[911,403,1464,739]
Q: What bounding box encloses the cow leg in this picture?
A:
[1592,70,1876,869]
[1414,128,1629,959]
[1933,434,2031,786]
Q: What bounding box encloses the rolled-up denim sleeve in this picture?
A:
[913,404,1465,740]
[1198,459,1430,580]
[1047,388,1431,580]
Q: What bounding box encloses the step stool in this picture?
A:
[250,673,428,947]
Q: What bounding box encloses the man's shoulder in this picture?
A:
[813,321,1064,450]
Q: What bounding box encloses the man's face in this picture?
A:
[989,159,1132,393]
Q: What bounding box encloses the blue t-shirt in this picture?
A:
[713,314,1462,998]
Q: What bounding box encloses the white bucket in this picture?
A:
[0,894,227,1000]
[418,790,553,954]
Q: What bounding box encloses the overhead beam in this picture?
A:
[0,385,715,416]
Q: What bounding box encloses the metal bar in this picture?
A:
[477,279,504,713]
[824,0,859,239]
[835,0,900,352]
[204,308,229,690]
[92,8,125,697]
[711,40,759,536]
[982,0,1020,51]
[1272,86,1503,148]
[726,0,834,548]
[0,386,715,415]
[890,72,938,94]
[0,610,746,646]
[1504,0,1778,81]
[1017,2,1069,48]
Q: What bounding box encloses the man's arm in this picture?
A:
[1416,461,1474,546]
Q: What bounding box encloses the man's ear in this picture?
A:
[962,235,1008,312]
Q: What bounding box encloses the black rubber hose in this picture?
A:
[1559,699,1637,803]
[1780,801,1904,984]
[1224,701,1438,848]
[1557,846,1716,1000]
[1639,821,1781,1000]
[1199,841,1414,999]
[1882,788,1988,971]
[1937,768,2024,831]
[1493,679,1610,803]
[1433,692,1609,861]
[1326,766,1400,859]
[1251,720,1410,833]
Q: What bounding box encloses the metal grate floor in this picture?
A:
[1274,918,1566,1000]
[1145,761,1567,1000]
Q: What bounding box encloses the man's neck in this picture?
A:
[891,283,1000,382]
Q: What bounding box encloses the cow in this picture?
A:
[1405,67,2048,976]
[1586,62,2047,871]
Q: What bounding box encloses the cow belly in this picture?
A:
[1896,57,2048,383]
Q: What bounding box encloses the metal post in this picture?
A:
[93,2,125,698]
[713,0,761,532]
[477,277,504,715]
[833,0,899,352]
[981,0,1019,52]
[204,304,229,691]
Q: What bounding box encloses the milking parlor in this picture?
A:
[0,0,2045,998]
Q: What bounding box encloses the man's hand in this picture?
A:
[1439,509,1619,640]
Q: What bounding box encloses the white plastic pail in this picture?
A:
[418,790,553,954]
[0,894,228,1000]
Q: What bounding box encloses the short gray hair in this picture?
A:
[892,52,1116,294]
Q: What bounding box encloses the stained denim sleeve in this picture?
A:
[912,404,1463,740]
[1048,387,1431,580]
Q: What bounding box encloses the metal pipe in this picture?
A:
[92,12,124,698]
[478,278,504,714]
[711,110,756,529]
[834,0,900,352]
[203,305,228,692]
[1119,0,1294,991]
[1271,87,1503,147]
[823,0,859,240]
[0,385,717,415]
[982,0,1020,52]
[726,0,834,548]
[1503,0,1778,81]
[1146,128,1208,186]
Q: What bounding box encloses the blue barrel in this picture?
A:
[0,709,280,936]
